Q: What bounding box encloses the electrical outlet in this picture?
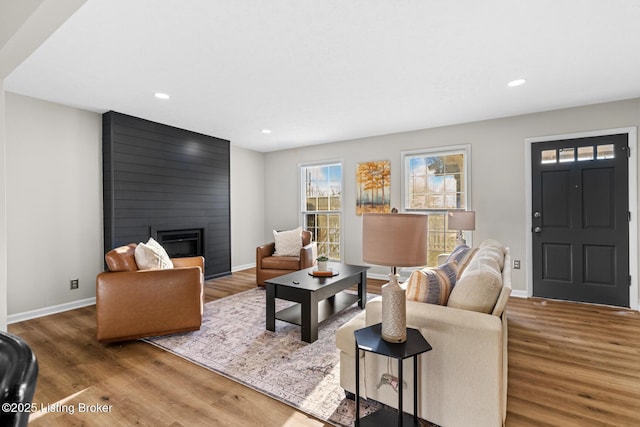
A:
[70,279,79,290]
[513,260,521,269]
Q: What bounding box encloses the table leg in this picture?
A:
[358,271,367,309]
[355,339,360,426]
[398,358,403,427]
[413,355,418,425]
[301,292,318,343]
[266,284,275,332]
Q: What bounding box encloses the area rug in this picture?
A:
[144,288,382,426]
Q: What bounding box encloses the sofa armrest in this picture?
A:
[171,256,204,271]
[256,242,276,262]
[365,297,503,383]
[363,297,505,426]
[96,267,203,343]
[299,242,317,269]
[335,311,366,357]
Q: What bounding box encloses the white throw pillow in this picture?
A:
[448,258,502,313]
[273,227,303,256]
[134,237,174,270]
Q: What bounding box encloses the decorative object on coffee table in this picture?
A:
[309,269,339,277]
[447,210,475,245]
[362,213,428,343]
[316,255,329,271]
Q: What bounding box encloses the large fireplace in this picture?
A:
[102,111,231,278]
[151,227,205,258]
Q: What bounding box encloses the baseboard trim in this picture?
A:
[8,297,96,324]
[510,290,528,298]
[232,262,256,272]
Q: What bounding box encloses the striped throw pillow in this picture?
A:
[446,244,477,278]
[405,262,457,305]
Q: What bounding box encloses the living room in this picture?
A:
[2,1,640,426]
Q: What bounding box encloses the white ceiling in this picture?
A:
[5,0,640,152]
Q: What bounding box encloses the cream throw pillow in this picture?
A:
[134,237,174,270]
[447,268,502,313]
[273,227,303,256]
[447,253,502,313]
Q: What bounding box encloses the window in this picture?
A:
[539,143,616,164]
[403,146,470,266]
[301,162,342,261]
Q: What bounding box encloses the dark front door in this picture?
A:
[531,134,629,307]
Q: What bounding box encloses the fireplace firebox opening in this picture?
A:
[151,227,204,258]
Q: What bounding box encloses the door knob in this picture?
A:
[533,226,542,233]
[534,211,542,218]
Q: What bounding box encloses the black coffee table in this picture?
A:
[265,263,369,343]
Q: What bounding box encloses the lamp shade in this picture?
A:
[447,211,476,231]
[362,213,428,267]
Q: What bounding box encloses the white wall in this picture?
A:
[230,145,265,270]
[264,98,640,299]
[0,84,7,330]
[0,0,87,329]
[5,93,103,317]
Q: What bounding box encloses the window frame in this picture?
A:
[401,145,472,266]
[299,159,344,262]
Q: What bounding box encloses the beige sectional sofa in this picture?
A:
[336,239,511,427]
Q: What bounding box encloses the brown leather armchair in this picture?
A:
[256,230,317,286]
[96,243,204,343]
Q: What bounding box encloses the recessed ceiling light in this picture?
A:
[508,79,526,87]
[154,92,170,99]
[262,129,272,134]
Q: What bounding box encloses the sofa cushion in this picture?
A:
[480,238,507,254]
[448,251,503,314]
[447,268,502,313]
[475,242,505,270]
[134,237,174,270]
[405,262,457,305]
[273,227,303,256]
[261,255,300,270]
[446,244,477,278]
[105,243,138,272]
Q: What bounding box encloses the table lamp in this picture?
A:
[447,210,475,245]
[362,213,428,343]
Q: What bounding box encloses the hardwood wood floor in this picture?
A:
[505,296,640,426]
[7,268,640,426]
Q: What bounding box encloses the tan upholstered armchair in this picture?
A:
[96,243,204,343]
[256,230,317,286]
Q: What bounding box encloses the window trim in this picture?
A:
[299,159,344,262]
[401,144,472,213]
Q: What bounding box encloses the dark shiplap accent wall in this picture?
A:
[102,111,230,278]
